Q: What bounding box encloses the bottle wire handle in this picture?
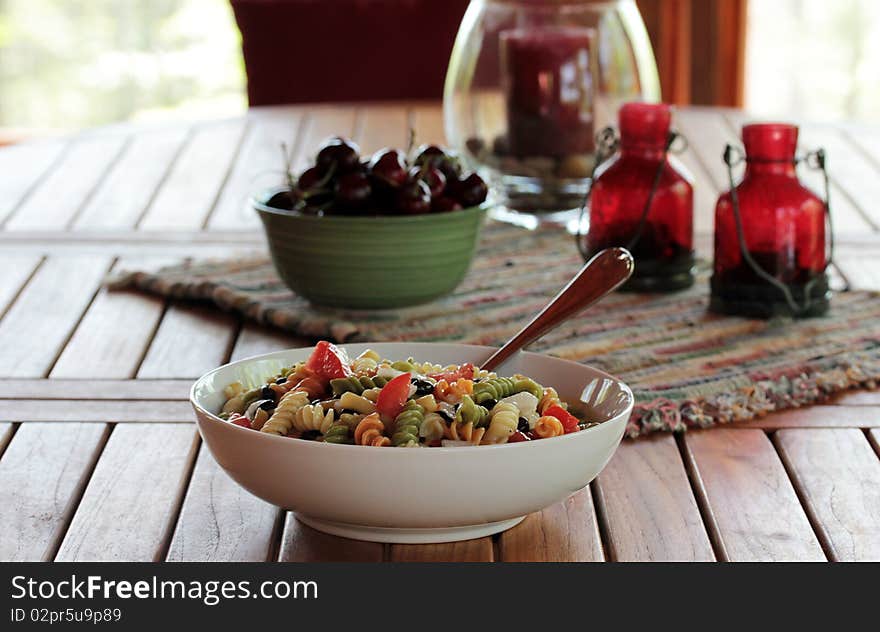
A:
[722,144,834,315]
[575,128,686,261]
[624,130,684,253]
[575,127,618,260]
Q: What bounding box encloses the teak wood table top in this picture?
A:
[0,102,878,562]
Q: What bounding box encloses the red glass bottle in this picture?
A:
[585,102,695,291]
[711,123,830,318]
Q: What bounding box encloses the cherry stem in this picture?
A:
[280,142,296,190]
[406,128,416,162]
[313,162,337,190]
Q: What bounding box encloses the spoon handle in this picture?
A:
[480,247,634,373]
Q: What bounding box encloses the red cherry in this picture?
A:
[409,165,446,198]
[431,196,463,213]
[297,166,325,192]
[335,171,372,211]
[267,190,294,210]
[414,144,461,180]
[368,149,408,189]
[449,172,488,207]
[395,179,431,215]
[316,137,361,174]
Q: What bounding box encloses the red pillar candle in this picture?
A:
[711,123,829,317]
[585,102,694,291]
[500,27,595,158]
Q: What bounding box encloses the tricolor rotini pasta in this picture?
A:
[218,341,599,446]
[483,401,519,444]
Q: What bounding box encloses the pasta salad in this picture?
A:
[218,341,598,447]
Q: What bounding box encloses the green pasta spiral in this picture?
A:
[472,377,516,404]
[390,359,416,373]
[514,378,544,400]
[391,401,424,447]
[329,375,390,397]
[323,422,352,444]
[455,395,490,427]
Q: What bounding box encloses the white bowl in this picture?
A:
[190,343,633,543]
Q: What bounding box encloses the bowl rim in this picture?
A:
[190,342,634,455]
[253,186,492,224]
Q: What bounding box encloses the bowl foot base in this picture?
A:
[296,514,526,544]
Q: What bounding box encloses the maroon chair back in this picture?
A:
[231,0,471,105]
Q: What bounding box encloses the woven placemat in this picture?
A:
[110,221,880,437]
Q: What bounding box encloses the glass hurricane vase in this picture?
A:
[444,0,661,216]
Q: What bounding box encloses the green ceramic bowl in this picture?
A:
[254,188,489,309]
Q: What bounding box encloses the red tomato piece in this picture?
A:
[376,372,412,420]
[428,362,475,382]
[305,341,352,380]
[508,431,531,443]
[229,414,251,429]
[543,404,580,434]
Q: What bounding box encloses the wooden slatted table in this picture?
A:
[1,103,878,562]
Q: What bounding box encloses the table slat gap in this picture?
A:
[593,435,715,561]
[682,429,826,561]
[840,127,880,175]
[588,479,616,562]
[0,423,16,460]
[0,255,112,378]
[277,514,384,562]
[796,123,880,231]
[61,136,135,230]
[498,487,604,562]
[0,140,69,228]
[51,256,173,379]
[0,255,44,324]
[0,422,110,562]
[198,118,255,230]
[5,135,130,231]
[39,423,112,562]
[42,257,119,378]
[166,447,282,562]
[868,429,880,459]
[55,423,199,561]
[231,323,311,362]
[289,106,358,174]
[73,127,192,230]
[675,432,729,562]
[204,112,302,229]
[132,127,198,230]
[773,428,880,561]
[137,119,249,231]
[285,110,311,174]
[153,437,202,562]
[266,504,287,563]
[136,301,240,379]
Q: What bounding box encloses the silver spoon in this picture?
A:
[480,247,634,372]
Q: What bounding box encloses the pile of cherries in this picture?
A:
[269,137,488,216]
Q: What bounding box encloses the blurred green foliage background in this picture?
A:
[0,0,246,133]
[0,0,876,137]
